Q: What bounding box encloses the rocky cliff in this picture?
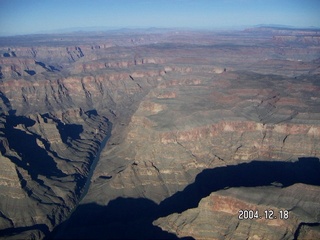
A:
[0,109,113,238]
[85,68,320,206]
[154,183,320,240]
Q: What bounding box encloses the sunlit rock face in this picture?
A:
[87,69,320,206]
[0,28,320,239]
[154,183,320,240]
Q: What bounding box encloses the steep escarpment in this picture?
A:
[154,182,320,240]
[0,34,169,239]
[0,68,162,116]
[84,69,320,207]
[69,51,319,238]
[55,158,320,239]
[0,65,165,238]
[0,109,111,238]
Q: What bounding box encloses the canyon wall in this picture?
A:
[0,28,319,239]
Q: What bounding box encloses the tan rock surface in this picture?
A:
[154,184,320,240]
[85,67,320,206]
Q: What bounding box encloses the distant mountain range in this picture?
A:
[34,24,320,35]
[1,24,319,37]
[254,24,320,30]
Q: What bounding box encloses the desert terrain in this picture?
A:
[0,27,320,239]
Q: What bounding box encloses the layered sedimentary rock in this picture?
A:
[0,27,319,239]
[86,69,320,206]
[0,109,111,238]
[154,183,320,240]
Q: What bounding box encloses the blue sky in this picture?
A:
[0,0,319,36]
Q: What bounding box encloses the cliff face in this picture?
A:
[0,69,162,115]
[85,67,320,207]
[154,183,320,240]
[0,69,165,238]
[0,109,112,237]
[0,28,319,239]
[0,35,168,238]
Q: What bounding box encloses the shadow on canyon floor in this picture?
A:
[50,157,320,239]
[3,115,68,180]
[0,224,50,239]
[51,198,189,239]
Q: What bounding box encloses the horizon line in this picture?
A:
[1,24,320,37]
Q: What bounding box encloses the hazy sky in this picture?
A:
[0,0,319,35]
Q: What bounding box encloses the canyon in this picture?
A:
[0,27,319,239]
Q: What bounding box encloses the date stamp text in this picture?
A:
[238,209,289,220]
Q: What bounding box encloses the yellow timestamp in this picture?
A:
[238,209,289,220]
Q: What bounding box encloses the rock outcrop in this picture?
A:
[154,183,320,240]
[85,69,320,206]
[0,109,111,238]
